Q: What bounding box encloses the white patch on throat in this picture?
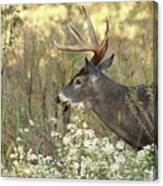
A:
[71,102,84,109]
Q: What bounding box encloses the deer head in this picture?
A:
[55,6,114,107]
[58,55,115,107]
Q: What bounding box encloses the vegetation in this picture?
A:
[2,108,157,180]
[1,2,157,179]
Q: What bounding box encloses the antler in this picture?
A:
[54,5,109,65]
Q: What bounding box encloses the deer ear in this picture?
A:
[85,57,99,80]
[97,53,115,72]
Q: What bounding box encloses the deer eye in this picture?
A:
[74,78,82,86]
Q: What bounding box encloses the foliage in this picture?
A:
[2,108,157,180]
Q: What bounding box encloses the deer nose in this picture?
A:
[55,95,61,103]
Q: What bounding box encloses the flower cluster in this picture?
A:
[2,110,157,180]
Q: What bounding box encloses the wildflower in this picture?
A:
[116,140,125,150]
[13,160,19,167]
[10,153,17,159]
[29,119,34,126]
[30,154,37,160]
[102,137,109,144]
[102,142,115,155]
[24,168,31,176]
[137,150,146,160]
[16,137,22,142]
[63,135,71,145]
[51,131,56,138]
[24,128,29,132]
[73,162,79,170]
[85,129,95,138]
[38,154,43,159]
[44,155,53,162]
[50,131,61,138]
[76,129,83,136]
[110,163,120,172]
[82,122,88,128]
[27,148,32,154]
[49,117,57,125]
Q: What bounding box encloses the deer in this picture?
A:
[54,6,157,150]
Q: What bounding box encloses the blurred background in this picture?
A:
[1,2,156,168]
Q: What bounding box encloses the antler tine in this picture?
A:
[101,18,109,48]
[68,23,85,44]
[94,18,109,63]
[54,40,95,52]
[105,18,109,38]
[54,24,95,52]
[82,5,99,47]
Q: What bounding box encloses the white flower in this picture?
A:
[27,148,32,154]
[10,153,17,159]
[67,147,78,160]
[56,160,65,167]
[63,135,72,145]
[31,154,37,160]
[44,155,53,162]
[73,162,79,170]
[24,168,31,176]
[143,144,152,150]
[29,119,34,126]
[38,154,43,159]
[103,143,115,155]
[16,137,22,142]
[13,160,19,167]
[85,129,95,139]
[51,130,56,138]
[110,163,120,172]
[67,123,77,131]
[114,153,126,163]
[27,153,37,161]
[75,129,83,136]
[50,131,61,138]
[82,122,88,128]
[83,139,91,148]
[49,117,57,125]
[24,128,29,132]
[102,137,109,144]
[72,116,80,122]
[80,160,87,177]
[116,140,125,150]
[137,150,146,160]
[83,138,98,150]
[17,146,24,153]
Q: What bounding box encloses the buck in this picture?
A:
[55,6,157,150]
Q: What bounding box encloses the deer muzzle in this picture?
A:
[55,93,71,112]
[58,92,71,103]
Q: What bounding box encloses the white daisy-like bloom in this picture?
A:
[49,117,57,125]
[29,119,34,126]
[116,140,125,150]
[24,128,29,132]
[16,137,22,142]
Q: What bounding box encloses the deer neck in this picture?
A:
[89,77,141,148]
[91,76,128,108]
